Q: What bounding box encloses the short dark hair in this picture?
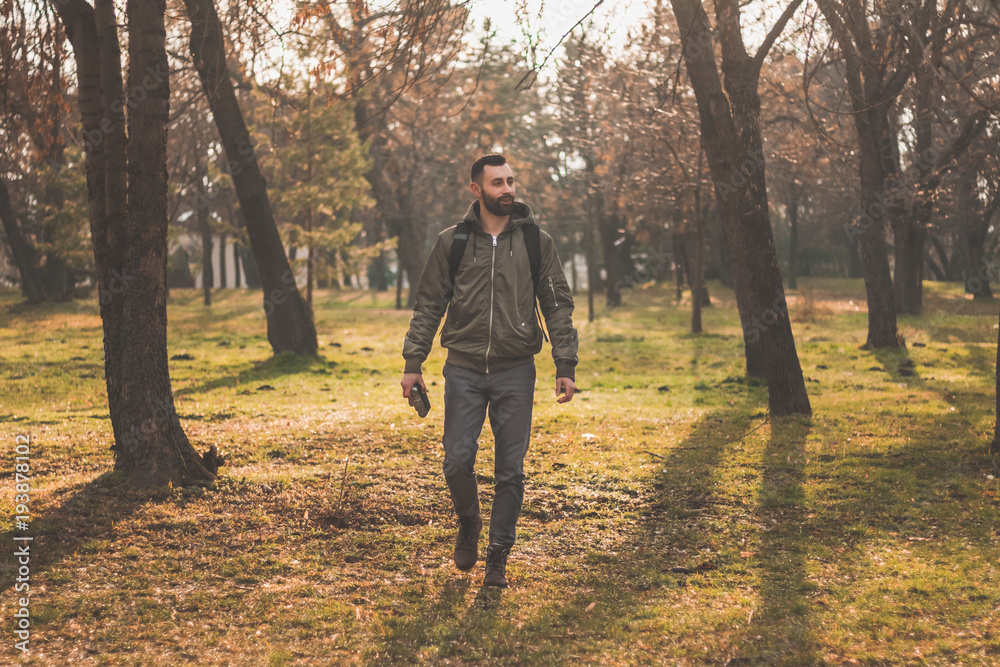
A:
[471,154,507,183]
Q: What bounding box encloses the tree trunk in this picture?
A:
[670,0,809,414]
[853,147,900,347]
[54,0,214,487]
[393,216,426,309]
[815,0,901,348]
[200,205,213,305]
[226,196,244,288]
[599,215,624,309]
[892,213,926,314]
[692,219,704,334]
[787,184,799,290]
[110,0,214,487]
[673,230,688,301]
[927,232,952,282]
[993,307,1000,455]
[219,231,227,288]
[196,157,213,306]
[395,260,404,310]
[0,177,46,303]
[183,0,316,355]
[709,212,733,287]
[961,165,996,299]
[924,243,946,282]
[233,241,242,287]
[586,214,598,322]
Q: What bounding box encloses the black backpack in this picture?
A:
[447,220,548,340]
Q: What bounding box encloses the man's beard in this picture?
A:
[483,193,515,216]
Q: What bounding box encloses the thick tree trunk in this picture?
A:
[112,0,214,487]
[893,77,933,316]
[816,0,900,348]
[392,215,426,309]
[961,166,996,299]
[55,0,214,487]
[670,0,810,414]
[53,0,122,443]
[183,0,316,355]
[892,213,926,314]
[42,250,72,302]
[853,144,900,347]
[0,177,46,303]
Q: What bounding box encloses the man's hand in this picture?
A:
[556,377,576,404]
[401,372,426,400]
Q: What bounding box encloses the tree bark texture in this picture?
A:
[183,0,317,355]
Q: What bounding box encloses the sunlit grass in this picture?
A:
[0,278,998,664]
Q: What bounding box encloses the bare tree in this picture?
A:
[183,0,317,355]
[668,0,812,415]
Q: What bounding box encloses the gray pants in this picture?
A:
[442,361,535,548]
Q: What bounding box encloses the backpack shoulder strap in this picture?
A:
[523,222,541,291]
[448,220,472,286]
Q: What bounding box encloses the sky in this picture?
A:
[466,0,651,65]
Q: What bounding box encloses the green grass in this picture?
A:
[1,279,998,665]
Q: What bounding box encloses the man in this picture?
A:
[400,154,578,587]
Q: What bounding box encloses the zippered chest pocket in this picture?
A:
[541,274,573,311]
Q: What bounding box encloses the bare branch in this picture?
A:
[515,0,605,92]
[752,0,806,76]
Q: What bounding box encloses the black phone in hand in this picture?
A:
[409,385,430,418]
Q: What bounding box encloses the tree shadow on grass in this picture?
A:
[172,351,329,398]
[0,471,152,591]
[369,394,775,664]
[728,416,813,666]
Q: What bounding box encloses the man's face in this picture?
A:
[473,164,516,216]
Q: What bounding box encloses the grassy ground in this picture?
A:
[1,278,998,666]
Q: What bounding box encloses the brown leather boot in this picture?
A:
[483,544,511,587]
[453,514,482,571]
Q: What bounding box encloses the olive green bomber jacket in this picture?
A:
[403,201,579,381]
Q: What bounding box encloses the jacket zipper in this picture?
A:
[549,275,559,307]
[485,235,498,372]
